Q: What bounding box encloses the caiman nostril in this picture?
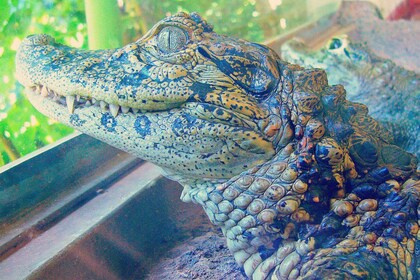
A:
[21,34,55,46]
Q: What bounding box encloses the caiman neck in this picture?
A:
[180,141,325,278]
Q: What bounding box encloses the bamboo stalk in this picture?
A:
[84,0,122,49]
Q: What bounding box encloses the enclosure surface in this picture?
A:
[146,231,245,280]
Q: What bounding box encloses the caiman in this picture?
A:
[281,38,420,162]
[15,13,419,279]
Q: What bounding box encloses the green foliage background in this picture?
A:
[0,0,339,166]
[0,0,86,166]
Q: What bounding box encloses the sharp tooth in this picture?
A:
[121,106,130,113]
[100,101,108,112]
[85,100,92,107]
[132,108,139,114]
[92,98,97,104]
[36,85,42,94]
[109,104,120,117]
[66,96,76,114]
[41,86,49,97]
[76,95,80,102]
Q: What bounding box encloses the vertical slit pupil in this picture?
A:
[157,26,187,53]
[168,29,172,50]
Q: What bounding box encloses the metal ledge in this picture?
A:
[0,162,164,280]
[0,133,143,261]
[0,132,210,280]
[25,176,214,280]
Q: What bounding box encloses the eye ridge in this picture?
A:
[157,26,187,53]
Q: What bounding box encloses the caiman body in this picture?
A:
[16,13,419,279]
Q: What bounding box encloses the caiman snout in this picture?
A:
[16,34,60,89]
[21,34,55,47]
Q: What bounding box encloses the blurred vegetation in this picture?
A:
[0,0,86,166]
[0,0,340,167]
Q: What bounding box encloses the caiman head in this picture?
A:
[16,12,290,184]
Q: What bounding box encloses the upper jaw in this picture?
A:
[16,35,194,115]
[16,33,270,122]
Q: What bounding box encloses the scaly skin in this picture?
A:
[16,13,419,279]
[281,38,420,161]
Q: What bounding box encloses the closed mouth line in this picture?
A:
[28,84,143,117]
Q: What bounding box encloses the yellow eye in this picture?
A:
[157,26,187,53]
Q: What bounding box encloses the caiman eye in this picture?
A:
[157,26,187,53]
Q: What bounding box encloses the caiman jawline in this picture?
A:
[27,84,260,131]
[28,84,139,117]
